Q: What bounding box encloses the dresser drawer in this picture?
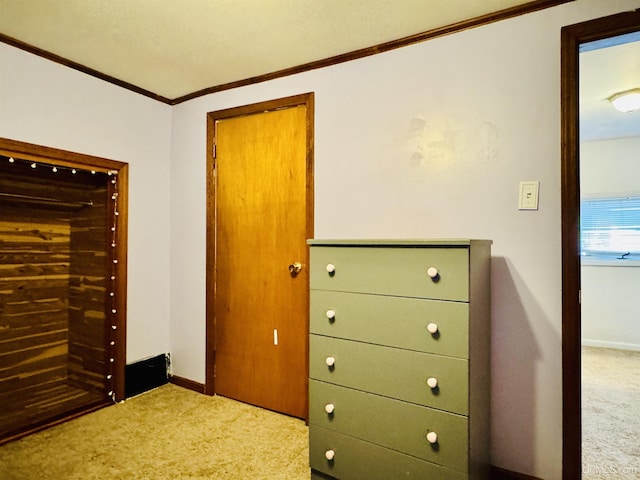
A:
[310,426,467,480]
[310,290,469,358]
[309,246,469,301]
[310,335,469,415]
[309,380,468,471]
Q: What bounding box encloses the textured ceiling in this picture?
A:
[0,0,538,100]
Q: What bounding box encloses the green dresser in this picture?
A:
[307,239,492,480]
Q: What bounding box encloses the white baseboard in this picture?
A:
[581,339,640,352]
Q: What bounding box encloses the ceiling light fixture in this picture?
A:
[609,88,640,113]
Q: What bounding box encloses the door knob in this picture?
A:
[288,262,302,275]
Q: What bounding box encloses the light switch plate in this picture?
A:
[519,181,539,210]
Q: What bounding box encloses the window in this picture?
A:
[581,196,640,261]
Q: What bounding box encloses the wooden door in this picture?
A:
[206,94,313,419]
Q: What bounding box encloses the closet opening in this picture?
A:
[0,138,127,445]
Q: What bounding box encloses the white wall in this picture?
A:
[169,1,640,478]
[0,43,173,363]
[581,265,640,350]
[581,137,640,196]
[581,137,640,350]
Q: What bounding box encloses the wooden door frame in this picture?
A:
[205,93,315,396]
[561,10,640,479]
[0,137,128,403]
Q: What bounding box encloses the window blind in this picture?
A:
[581,196,640,259]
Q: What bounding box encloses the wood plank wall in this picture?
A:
[0,161,110,405]
[0,203,72,398]
[68,186,109,393]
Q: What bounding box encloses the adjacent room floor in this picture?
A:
[582,346,640,478]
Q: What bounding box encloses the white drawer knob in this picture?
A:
[326,309,336,320]
[426,431,438,444]
[325,403,335,414]
[325,449,335,461]
[427,267,439,279]
[427,377,438,389]
[427,322,439,334]
[325,356,336,367]
[326,263,336,274]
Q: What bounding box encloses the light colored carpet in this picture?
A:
[0,384,310,480]
[582,346,640,479]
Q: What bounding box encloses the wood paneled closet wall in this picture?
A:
[0,139,127,444]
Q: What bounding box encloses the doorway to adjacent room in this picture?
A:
[561,10,640,479]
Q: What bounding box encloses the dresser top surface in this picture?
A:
[307,239,492,247]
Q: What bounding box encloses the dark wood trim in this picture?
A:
[490,465,542,480]
[0,33,172,105]
[206,92,316,121]
[0,137,129,403]
[560,9,640,480]
[169,375,205,394]
[1,1,571,105]
[0,137,127,173]
[304,93,315,422]
[205,93,315,402]
[560,21,581,480]
[204,112,217,396]
[172,0,571,104]
[112,164,128,402]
